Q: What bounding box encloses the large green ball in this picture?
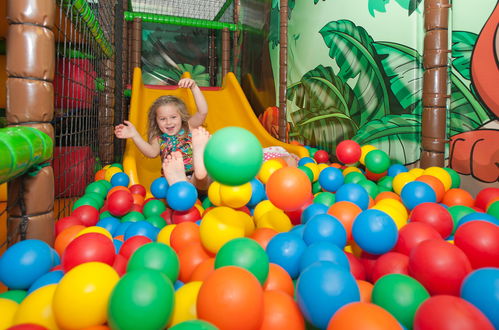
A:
[169,320,218,330]
[143,199,167,218]
[204,127,263,186]
[371,273,430,329]
[127,242,179,283]
[365,150,391,174]
[108,269,174,330]
[214,237,269,285]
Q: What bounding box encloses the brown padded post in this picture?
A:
[278,0,288,142]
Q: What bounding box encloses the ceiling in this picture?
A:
[129,0,233,22]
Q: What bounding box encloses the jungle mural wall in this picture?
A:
[268,0,498,186]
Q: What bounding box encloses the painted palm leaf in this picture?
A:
[452,31,477,80]
[373,41,424,115]
[352,114,422,165]
[319,20,390,126]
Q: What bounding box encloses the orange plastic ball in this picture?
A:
[327,302,401,330]
[374,191,401,203]
[442,188,475,207]
[197,266,264,330]
[94,169,106,181]
[260,290,305,330]
[106,186,130,199]
[357,280,374,303]
[54,225,86,256]
[416,175,445,202]
[177,242,211,283]
[190,257,215,282]
[266,167,312,211]
[263,263,294,297]
[327,201,362,241]
[170,222,201,253]
[249,228,279,250]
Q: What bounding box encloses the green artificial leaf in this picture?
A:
[449,73,494,135]
[373,41,423,115]
[452,31,478,80]
[408,0,423,15]
[352,114,422,164]
[320,20,390,125]
[269,2,280,48]
[368,0,389,17]
[288,65,360,152]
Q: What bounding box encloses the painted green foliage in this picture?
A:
[286,18,494,164]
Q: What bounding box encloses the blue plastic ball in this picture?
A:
[301,203,329,224]
[387,163,408,177]
[113,238,124,254]
[318,167,344,192]
[299,242,350,273]
[0,240,56,290]
[110,172,130,187]
[114,222,133,237]
[124,221,159,241]
[303,214,347,248]
[401,181,436,210]
[298,157,316,167]
[28,270,64,294]
[461,268,499,328]
[166,181,198,211]
[335,183,370,210]
[247,178,266,207]
[457,212,499,227]
[150,177,169,199]
[50,247,61,266]
[174,280,185,290]
[290,224,305,238]
[266,232,307,279]
[352,209,398,255]
[97,216,121,236]
[296,261,360,329]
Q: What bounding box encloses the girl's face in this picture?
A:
[156,104,183,135]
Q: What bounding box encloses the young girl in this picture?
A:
[114,78,211,189]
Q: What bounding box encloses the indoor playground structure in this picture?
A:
[0,0,498,330]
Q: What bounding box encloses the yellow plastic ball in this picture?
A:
[256,209,292,232]
[360,145,377,165]
[317,163,329,173]
[375,198,408,220]
[104,167,122,182]
[75,226,113,241]
[53,262,120,329]
[199,207,245,254]
[207,181,222,206]
[157,224,177,246]
[408,167,425,179]
[236,210,256,236]
[169,281,203,326]
[12,284,58,330]
[0,298,18,330]
[304,163,320,182]
[258,159,285,184]
[372,204,407,229]
[423,167,452,191]
[194,203,204,215]
[219,182,252,209]
[342,166,362,176]
[103,164,112,170]
[392,172,416,195]
[253,200,279,222]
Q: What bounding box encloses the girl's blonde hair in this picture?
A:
[147,95,190,141]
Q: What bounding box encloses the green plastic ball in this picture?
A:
[143,199,167,218]
[99,210,113,220]
[214,237,269,285]
[312,180,322,194]
[487,200,499,218]
[169,320,218,330]
[313,192,336,207]
[204,127,263,186]
[127,242,179,283]
[146,215,167,229]
[110,163,124,170]
[72,196,101,211]
[344,172,366,185]
[298,166,314,182]
[448,205,475,234]
[121,211,145,223]
[0,290,27,303]
[377,176,394,192]
[365,150,391,174]
[443,167,461,189]
[84,181,108,197]
[357,179,379,199]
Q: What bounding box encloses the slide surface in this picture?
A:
[124,68,308,191]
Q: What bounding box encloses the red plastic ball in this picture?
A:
[345,252,366,281]
[408,239,472,296]
[112,253,128,277]
[394,222,442,256]
[61,232,116,272]
[72,205,99,226]
[119,236,152,260]
[55,215,83,236]
[313,150,330,163]
[475,187,499,211]
[414,295,494,330]
[107,190,133,216]
[171,206,201,224]
[129,184,147,197]
[336,140,361,165]
[454,220,499,269]
[409,202,454,239]
[371,252,409,283]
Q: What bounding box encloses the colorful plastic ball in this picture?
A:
[300,203,329,225]
[28,270,64,294]
[458,212,499,227]
[336,140,361,165]
[352,209,398,255]
[199,207,245,253]
[169,281,203,326]
[260,290,305,329]
[53,262,119,329]
[61,233,116,272]
[408,239,472,296]
[263,263,295,296]
[318,167,344,192]
[423,166,452,191]
[327,301,402,330]
[72,204,100,226]
[204,127,263,186]
[327,201,362,241]
[313,150,329,163]
[0,297,18,329]
[442,167,461,188]
[359,145,377,165]
[377,176,393,192]
[54,225,86,256]
[266,232,307,279]
[299,242,350,273]
[400,181,436,210]
[461,268,499,329]
[129,184,146,197]
[96,216,121,236]
[370,252,409,283]
[0,240,55,290]
[110,172,130,188]
[371,273,429,329]
[256,209,292,233]
[197,266,264,330]
[266,167,312,211]
[124,221,159,241]
[296,261,360,329]
[303,213,347,248]
[11,284,58,329]
[150,177,169,199]
[387,163,408,177]
[335,183,370,210]
[104,166,122,182]
[442,188,475,207]
[127,242,180,283]
[176,242,210,283]
[364,149,391,174]
[108,269,175,330]
[475,187,499,211]
[55,215,83,236]
[258,159,285,184]
[215,237,269,285]
[142,199,167,218]
[298,157,316,167]
[313,192,334,207]
[247,179,266,207]
[394,222,442,256]
[85,181,108,197]
[170,222,201,253]
[169,320,218,330]
[146,215,167,229]
[454,220,499,268]
[219,182,252,209]
[392,172,416,195]
[107,190,133,217]
[119,235,152,260]
[167,181,198,212]
[409,202,453,239]
[357,179,379,199]
[414,295,494,330]
[172,207,202,224]
[416,174,445,202]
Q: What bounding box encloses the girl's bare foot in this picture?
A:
[163,151,187,185]
[191,127,210,181]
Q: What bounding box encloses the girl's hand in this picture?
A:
[178,78,197,89]
[115,120,138,139]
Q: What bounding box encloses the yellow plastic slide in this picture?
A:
[124,67,308,191]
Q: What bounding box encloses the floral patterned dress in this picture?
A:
[159,129,194,175]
